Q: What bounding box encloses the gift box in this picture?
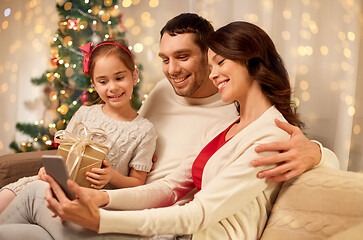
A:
[55,123,109,188]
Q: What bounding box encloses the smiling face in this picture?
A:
[159,33,216,98]
[91,54,138,113]
[208,49,253,104]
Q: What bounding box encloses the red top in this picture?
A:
[192,122,236,193]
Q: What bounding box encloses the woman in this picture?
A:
[0,21,302,240]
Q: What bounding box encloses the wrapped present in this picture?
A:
[54,123,109,188]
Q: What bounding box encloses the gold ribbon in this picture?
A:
[54,123,109,181]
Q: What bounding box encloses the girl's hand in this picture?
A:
[37,167,47,181]
[86,160,113,189]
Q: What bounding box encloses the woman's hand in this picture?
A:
[44,174,109,231]
[86,160,113,189]
[37,167,47,181]
[251,119,321,182]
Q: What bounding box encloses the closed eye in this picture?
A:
[218,59,225,65]
[96,79,107,84]
[178,55,188,60]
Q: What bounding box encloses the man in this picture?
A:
[0,13,339,239]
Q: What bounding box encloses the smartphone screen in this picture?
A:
[42,155,76,200]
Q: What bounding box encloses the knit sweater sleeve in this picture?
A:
[312,141,340,169]
[99,154,196,234]
[128,119,157,172]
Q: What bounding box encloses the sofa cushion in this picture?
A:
[0,150,56,187]
[261,168,363,240]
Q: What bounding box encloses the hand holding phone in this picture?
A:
[42,155,76,200]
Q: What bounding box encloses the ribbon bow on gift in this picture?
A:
[54,123,109,181]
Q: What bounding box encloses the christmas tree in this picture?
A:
[10,0,142,153]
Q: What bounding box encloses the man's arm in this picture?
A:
[251,119,340,182]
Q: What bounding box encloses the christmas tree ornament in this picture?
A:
[57,120,65,130]
[46,72,55,82]
[42,135,50,142]
[50,138,59,148]
[63,36,72,45]
[49,91,58,101]
[65,68,74,77]
[58,104,69,115]
[80,21,88,30]
[104,0,113,7]
[91,5,101,15]
[50,46,58,56]
[58,21,67,34]
[64,2,72,11]
[101,12,110,22]
[49,126,57,135]
[110,6,121,17]
[91,33,102,45]
[81,91,89,104]
[50,56,60,68]
[20,141,27,152]
[67,19,80,30]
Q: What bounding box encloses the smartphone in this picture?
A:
[41,155,76,200]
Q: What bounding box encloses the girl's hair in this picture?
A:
[207,21,303,128]
[88,39,135,78]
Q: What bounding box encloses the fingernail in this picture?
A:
[251,160,258,166]
[257,173,264,178]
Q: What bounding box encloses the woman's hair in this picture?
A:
[207,21,303,128]
[160,13,214,53]
[88,39,135,78]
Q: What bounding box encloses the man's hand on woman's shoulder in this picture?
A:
[251,119,321,182]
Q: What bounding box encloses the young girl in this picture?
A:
[0,40,157,213]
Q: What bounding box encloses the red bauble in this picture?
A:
[81,91,89,104]
[50,139,59,149]
[50,57,59,68]
[67,19,80,30]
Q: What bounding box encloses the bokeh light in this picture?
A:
[122,0,132,7]
[134,43,143,53]
[320,46,329,55]
[4,8,11,17]
[281,31,291,40]
[353,125,361,135]
[282,10,292,19]
[348,106,356,116]
[149,0,159,8]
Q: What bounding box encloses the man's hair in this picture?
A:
[160,13,214,53]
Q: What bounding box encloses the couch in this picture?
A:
[1,151,363,239]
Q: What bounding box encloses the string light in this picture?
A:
[4,8,11,17]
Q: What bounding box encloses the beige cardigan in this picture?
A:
[99,106,290,239]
